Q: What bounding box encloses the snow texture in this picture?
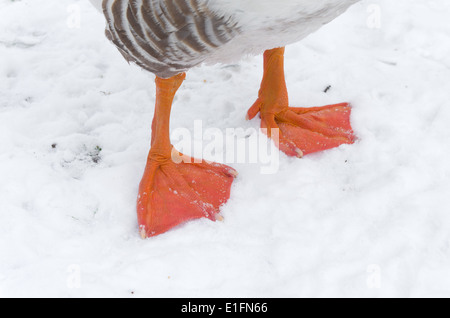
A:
[1,0,450,297]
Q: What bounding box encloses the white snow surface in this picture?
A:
[1,0,450,297]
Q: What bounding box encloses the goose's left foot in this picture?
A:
[138,150,237,238]
[247,102,355,157]
[247,47,355,157]
[138,73,237,238]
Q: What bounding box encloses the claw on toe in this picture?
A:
[295,148,304,158]
[140,225,147,239]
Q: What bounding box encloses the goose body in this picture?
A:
[91,0,359,77]
[89,0,359,237]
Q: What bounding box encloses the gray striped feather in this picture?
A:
[102,0,239,78]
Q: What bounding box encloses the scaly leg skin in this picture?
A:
[138,73,237,238]
[247,47,355,157]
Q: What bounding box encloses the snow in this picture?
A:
[1,0,450,297]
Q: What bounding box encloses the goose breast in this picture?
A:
[96,0,359,78]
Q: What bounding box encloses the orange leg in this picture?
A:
[138,73,237,238]
[247,47,355,157]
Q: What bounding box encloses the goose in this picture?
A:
[89,0,359,238]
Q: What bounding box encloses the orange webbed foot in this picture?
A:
[247,102,355,157]
[247,47,355,157]
[137,150,237,238]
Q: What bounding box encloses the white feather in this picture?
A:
[89,0,103,12]
[205,0,360,64]
[89,0,360,71]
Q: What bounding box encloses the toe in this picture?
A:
[261,113,304,157]
[247,99,263,120]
